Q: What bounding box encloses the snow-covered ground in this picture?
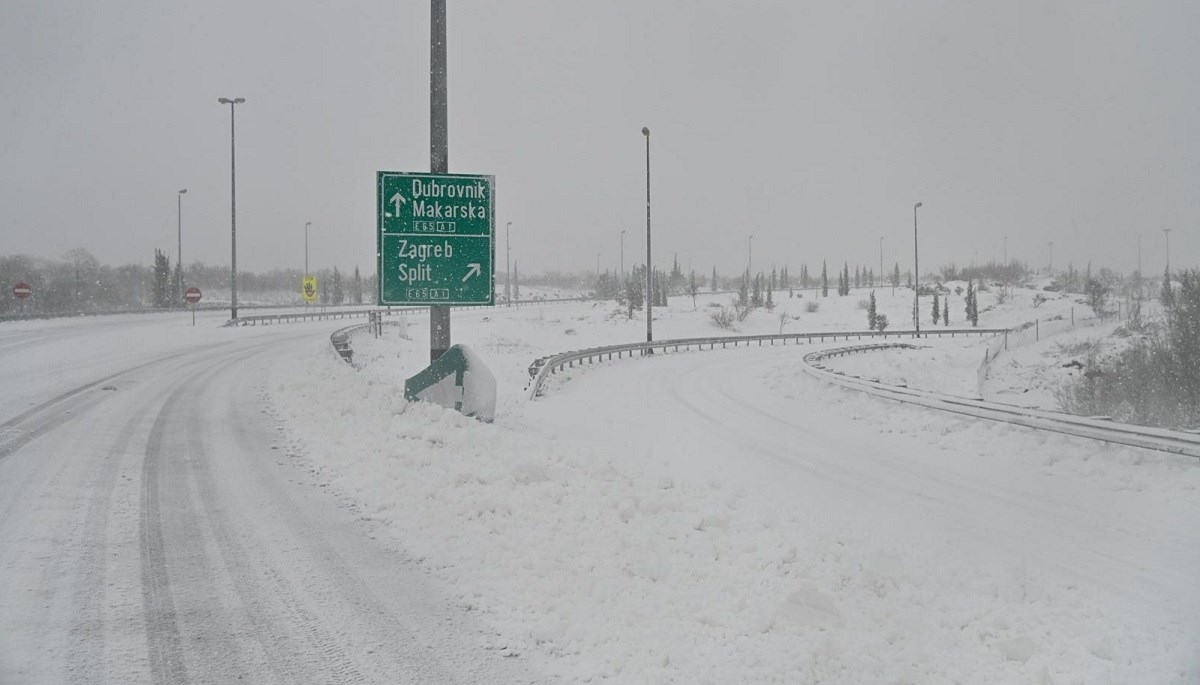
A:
[266,286,1200,682]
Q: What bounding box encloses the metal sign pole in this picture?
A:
[429,0,450,363]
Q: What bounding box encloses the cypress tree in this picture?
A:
[932,290,940,324]
[943,297,949,326]
[712,265,718,292]
[867,290,877,330]
[821,261,829,297]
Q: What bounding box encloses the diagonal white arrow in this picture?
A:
[462,263,481,283]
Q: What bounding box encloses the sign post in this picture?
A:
[12,281,31,315]
[184,287,202,325]
[376,171,494,309]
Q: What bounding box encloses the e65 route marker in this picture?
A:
[377,171,494,306]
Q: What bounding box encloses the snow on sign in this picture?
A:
[12,282,31,299]
[376,171,494,306]
[184,287,202,304]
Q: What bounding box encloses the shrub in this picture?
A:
[710,306,735,330]
[805,301,819,313]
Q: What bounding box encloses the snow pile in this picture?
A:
[268,334,1200,682]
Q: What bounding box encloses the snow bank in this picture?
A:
[268,330,1200,682]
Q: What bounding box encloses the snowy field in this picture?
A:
[265,286,1200,682]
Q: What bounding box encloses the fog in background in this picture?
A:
[2,0,1197,278]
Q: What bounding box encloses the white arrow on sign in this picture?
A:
[389,192,407,216]
[461,263,481,283]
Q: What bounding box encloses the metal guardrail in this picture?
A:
[525,328,1005,399]
[801,344,1200,460]
[328,313,398,366]
[525,327,1200,459]
[226,296,597,327]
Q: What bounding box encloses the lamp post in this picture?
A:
[913,202,922,336]
[505,221,512,304]
[748,234,754,276]
[878,236,883,289]
[642,126,653,343]
[304,220,312,308]
[1003,235,1008,298]
[177,189,187,306]
[620,229,626,282]
[305,221,311,276]
[595,252,600,278]
[217,96,245,321]
[1048,241,1053,274]
[1163,228,1172,274]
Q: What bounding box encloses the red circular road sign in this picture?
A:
[12,282,31,300]
[184,287,202,305]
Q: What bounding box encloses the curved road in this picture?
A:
[536,345,1200,648]
[0,313,530,683]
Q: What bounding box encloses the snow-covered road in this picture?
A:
[0,314,530,683]
[4,294,1199,682]
[524,346,1200,679]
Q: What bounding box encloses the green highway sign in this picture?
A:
[377,171,494,306]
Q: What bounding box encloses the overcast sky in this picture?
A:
[2,1,1197,279]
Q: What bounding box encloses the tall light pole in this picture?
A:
[620,229,626,283]
[595,252,601,278]
[1163,228,1172,274]
[642,126,653,343]
[177,189,187,306]
[1003,235,1008,298]
[913,202,922,336]
[217,96,245,321]
[305,221,311,276]
[878,236,883,289]
[1048,240,1053,274]
[505,221,512,304]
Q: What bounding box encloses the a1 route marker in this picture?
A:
[377,171,494,306]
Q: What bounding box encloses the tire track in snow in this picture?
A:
[66,388,173,683]
[139,381,194,685]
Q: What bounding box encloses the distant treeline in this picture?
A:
[0,249,376,316]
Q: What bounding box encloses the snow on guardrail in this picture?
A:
[525,328,1003,400]
[803,343,1200,460]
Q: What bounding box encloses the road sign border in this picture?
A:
[376,171,495,307]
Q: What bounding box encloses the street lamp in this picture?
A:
[595,251,601,278]
[505,221,512,304]
[177,189,187,306]
[305,221,311,276]
[913,201,922,336]
[748,234,754,276]
[642,126,653,343]
[217,96,245,320]
[620,229,626,282]
[878,236,883,289]
[1163,228,1172,274]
